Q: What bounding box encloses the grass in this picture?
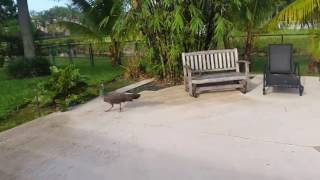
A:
[0,56,127,132]
[251,55,315,76]
[53,56,123,85]
[231,34,313,56]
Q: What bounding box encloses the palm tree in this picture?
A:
[17,0,35,58]
[56,0,122,65]
[235,0,277,62]
[269,0,320,70]
[269,0,320,26]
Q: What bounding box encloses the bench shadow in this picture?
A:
[265,87,301,95]
[124,101,163,109]
[247,76,263,92]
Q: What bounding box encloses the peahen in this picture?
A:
[104,92,141,112]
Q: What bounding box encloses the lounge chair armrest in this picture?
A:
[237,60,250,76]
[264,64,268,74]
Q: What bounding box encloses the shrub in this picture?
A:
[0,56,4,67]
[36,65,91,111]
[7,57,51,78]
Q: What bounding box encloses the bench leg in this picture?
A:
[184,78,188,92]
[192,85,198,97]
[240,80,247,94]
[188,82,193,96]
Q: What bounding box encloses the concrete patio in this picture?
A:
[1,75,320,180]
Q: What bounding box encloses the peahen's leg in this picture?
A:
[105,104,114,112]
[119,103,122,112]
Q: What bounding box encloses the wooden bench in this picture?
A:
[182,49,250,97]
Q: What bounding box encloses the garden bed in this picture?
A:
[128,80,178,94]
[0,57,125,132]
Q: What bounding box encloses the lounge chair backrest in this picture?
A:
[268,44,293,74]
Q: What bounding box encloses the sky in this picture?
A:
[27,0,70,12]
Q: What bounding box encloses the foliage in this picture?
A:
[36,65,89,110]
[308,31,320,62]
[234,0,279,62]
[123,55,147,80]
[0,0,17,25]
[0,0,21,57]
[31,5,84,26]
[0,57,122,122]
[53,0,123,64]
[114,0,247,81]
[0,57,127,131]
[6,57,51,78]
[0,56,4,67]
[268,0,320,28]
[268,0,320,67]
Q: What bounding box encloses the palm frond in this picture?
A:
[268,0,320,29]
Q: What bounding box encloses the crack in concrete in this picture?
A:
[202,132,314,148]
[314,146,320,152]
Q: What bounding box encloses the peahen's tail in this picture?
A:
[128,93,141,100]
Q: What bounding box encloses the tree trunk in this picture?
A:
[110,39,122,66]
[17,0,35,59]
[244,26,253,62]
[204,4,215,50]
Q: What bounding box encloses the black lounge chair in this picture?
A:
[263,44,304,96]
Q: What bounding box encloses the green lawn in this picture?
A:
[53,56,123,85]
[0,57,125,131]
[251,55,314,76]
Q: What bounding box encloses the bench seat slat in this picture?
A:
[191,72,247,84]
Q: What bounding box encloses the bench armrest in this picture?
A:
[237,60,250,76]
[183,65,192,70]
[183,65,193,77]
[238,60,251,64]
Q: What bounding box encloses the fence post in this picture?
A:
[52,47,56,65]
[50,47,56,65]
[68,43,73,64]
[89,43,94,67]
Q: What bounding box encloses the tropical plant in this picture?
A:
[113,0,249,81]
[234,0,278,62]
[0,0,23,57]
[0,56,4,67]
[36,65,90,110]
[269,0,320,27]
[269,0,320,71]
[0,0,17,25]
[54,0,123,65]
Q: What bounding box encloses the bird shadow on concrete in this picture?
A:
[124,101,163,109]
[104,101,164,112]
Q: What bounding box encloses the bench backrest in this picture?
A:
[182,49,240,74]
